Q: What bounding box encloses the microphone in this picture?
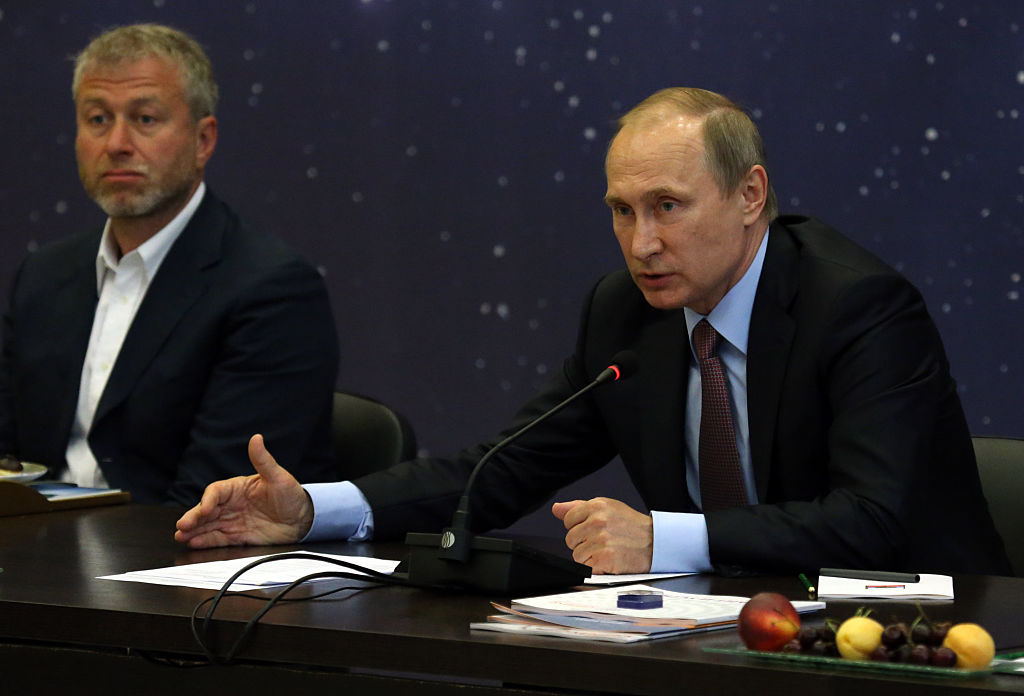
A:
[402,351,639,594]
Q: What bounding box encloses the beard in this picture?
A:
[91,182,190,218]
[80,153,198,221]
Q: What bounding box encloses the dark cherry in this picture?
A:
[891,644,912,663]
[870,645,891,662]
[931,622,951,645]
[911,622,933,645]
[797,626,819,649]
[881,624,907,648]
[930,646,957,668]
[909,644,933,665]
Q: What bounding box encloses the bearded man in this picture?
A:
[0,24,339,505]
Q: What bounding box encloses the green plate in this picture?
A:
[705,646,993,678]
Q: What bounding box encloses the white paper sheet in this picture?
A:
[98,552,401,591]
[584,571,692,585]
[816,572,954,599]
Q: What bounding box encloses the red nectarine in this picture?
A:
[738,592,801,651]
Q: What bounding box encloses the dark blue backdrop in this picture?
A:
[2,1,1022,535]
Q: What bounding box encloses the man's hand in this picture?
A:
[174,434,314,548]
[551,497,654,574]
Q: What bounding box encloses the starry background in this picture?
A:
[1,1,1021,535]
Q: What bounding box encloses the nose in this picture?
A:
[104,117,135,157]
[630,215,663,260]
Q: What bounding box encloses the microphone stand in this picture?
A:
[401,355,635,594]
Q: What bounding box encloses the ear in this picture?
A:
[194,115,218,170]
[739,164,768,226]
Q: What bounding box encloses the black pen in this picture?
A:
[819,568,920,583]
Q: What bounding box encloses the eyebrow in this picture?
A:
[604,186,684,207]
[78,95,164,109]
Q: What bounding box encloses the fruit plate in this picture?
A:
[704,646,992,678]
[0,462,47,483]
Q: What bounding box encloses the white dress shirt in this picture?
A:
[62,183,206,487]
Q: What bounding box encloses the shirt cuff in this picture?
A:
[650,510,714,573]
[300,481,374,542]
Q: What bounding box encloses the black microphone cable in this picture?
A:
[188,552,436,665]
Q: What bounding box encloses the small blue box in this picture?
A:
[617,590,663,609]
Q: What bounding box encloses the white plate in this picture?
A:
[0,461,48,483]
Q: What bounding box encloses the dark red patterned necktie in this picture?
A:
[694,319,748,511]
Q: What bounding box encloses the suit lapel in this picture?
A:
[746,224,799,502]
[92,194,225,426]
[49,238,103,452]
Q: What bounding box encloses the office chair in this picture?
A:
[331,392,418,479]
[972,435,1024,577]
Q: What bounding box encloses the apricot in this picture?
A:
[835,615,884,660]
[942,623,995,669]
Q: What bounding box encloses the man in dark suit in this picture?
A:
[0,25,338,506]
[176,88,1009,575]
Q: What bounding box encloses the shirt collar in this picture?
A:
[684,227,770,356]
[94,181,207,291]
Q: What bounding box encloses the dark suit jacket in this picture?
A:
[356,216,1011,576]
[0,190,339,506]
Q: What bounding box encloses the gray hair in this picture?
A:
[615,87,778,222]
[72,24,218,120]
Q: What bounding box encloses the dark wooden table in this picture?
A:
[2,503,1023,695]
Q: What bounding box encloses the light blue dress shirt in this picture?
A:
[305,230,771,573]
[303,480,373,541]
[650,229,769,572]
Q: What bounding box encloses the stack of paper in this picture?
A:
[816,573,954,600]
[30,481,124,501]
[471,584,825,643]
